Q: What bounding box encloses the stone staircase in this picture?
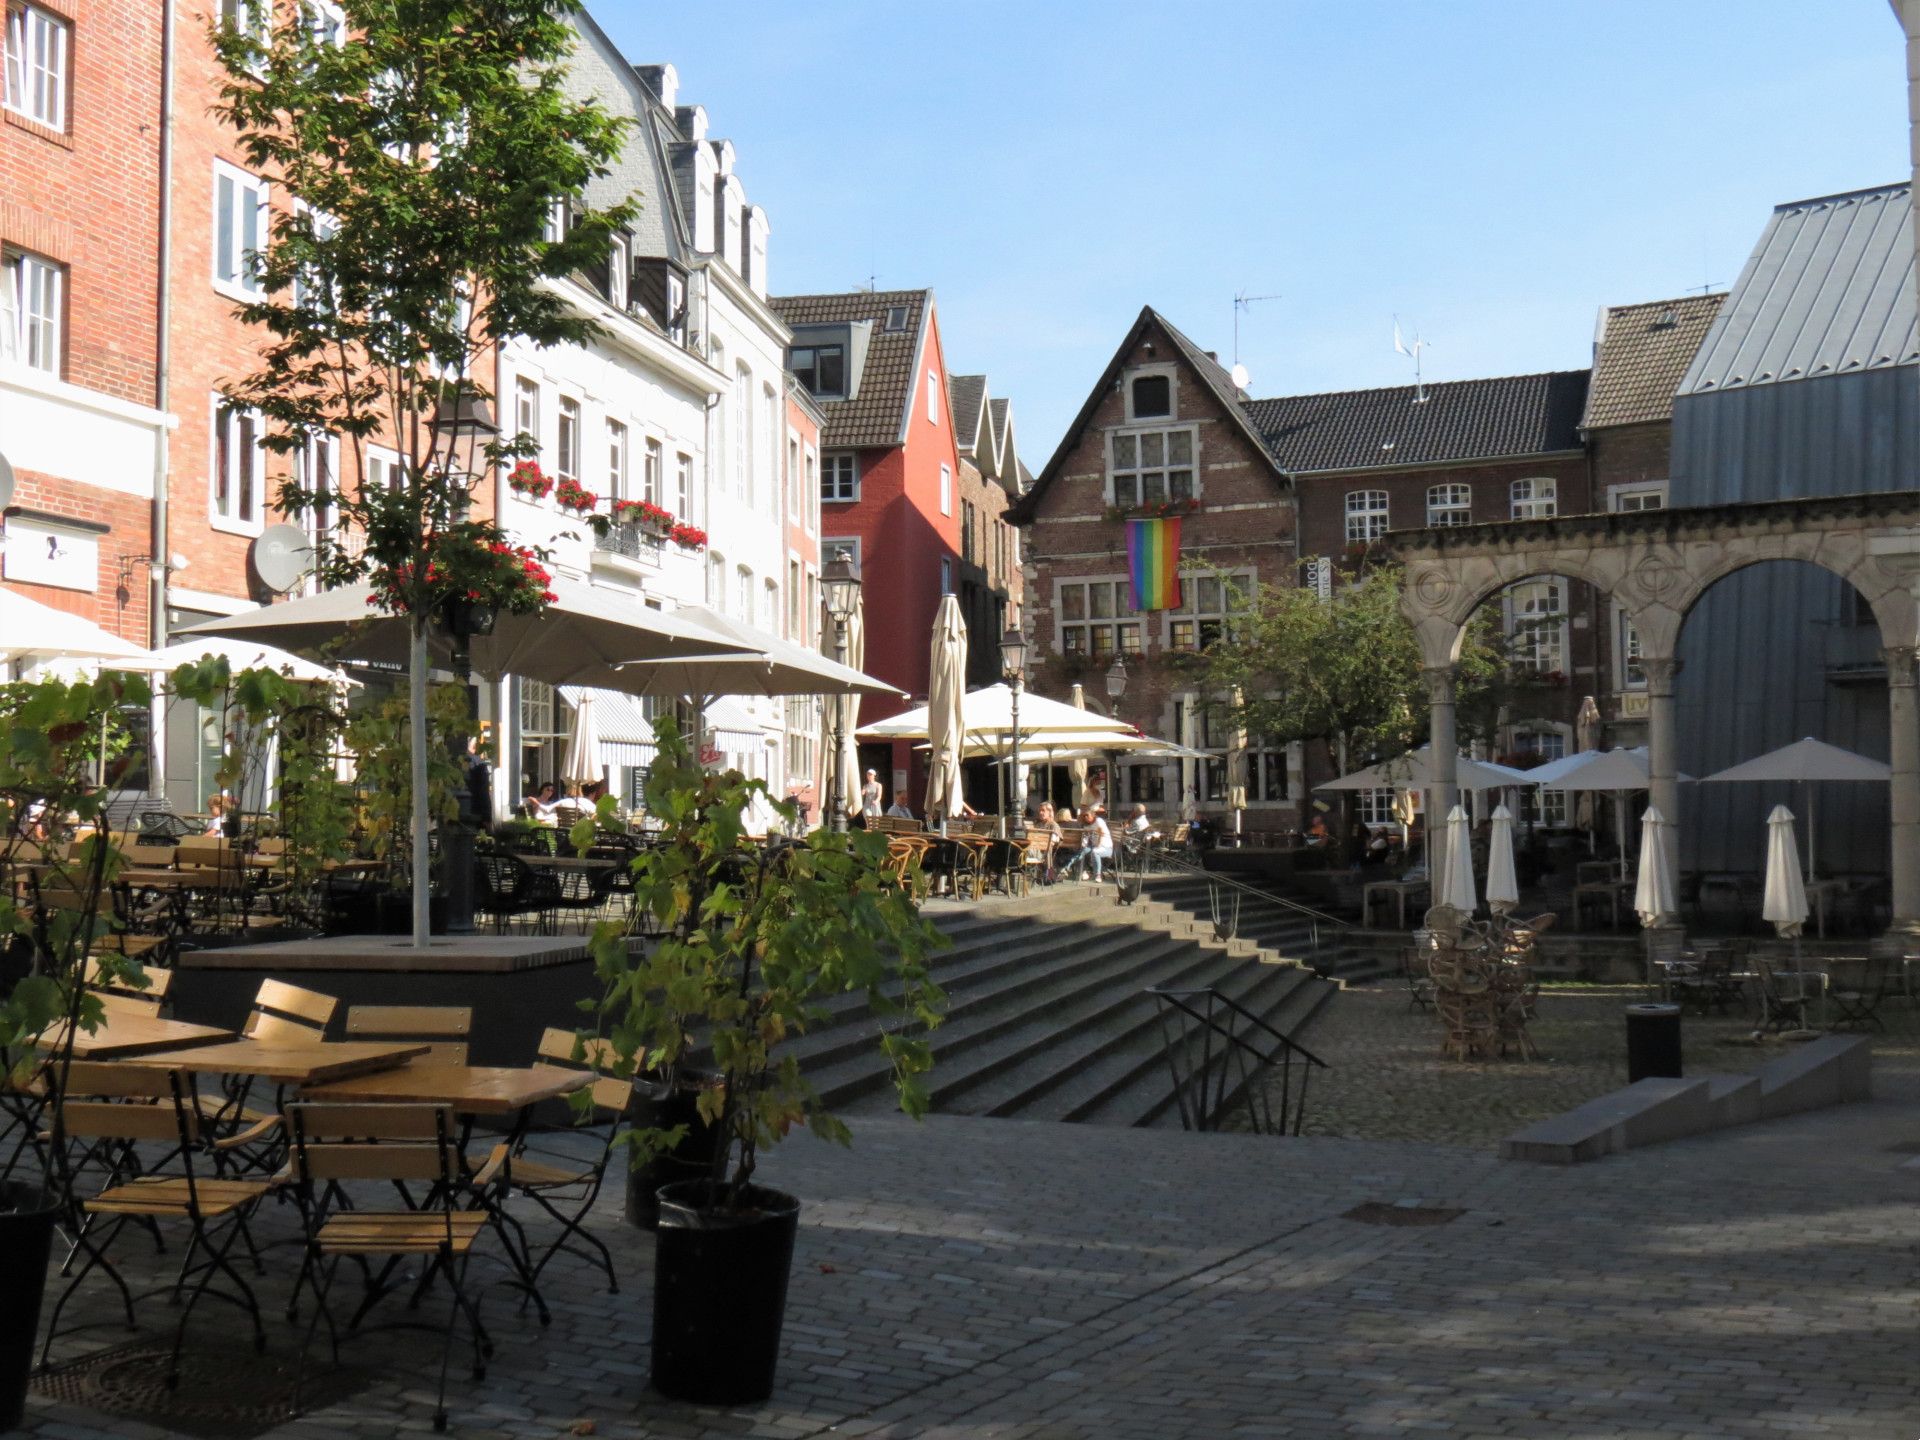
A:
[1140,870,1394,984]
[792,885,1337,1130]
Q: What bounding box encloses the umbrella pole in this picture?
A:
[1616,793,1628,884]
[1806,785,1816,885]
[408,621,431,949]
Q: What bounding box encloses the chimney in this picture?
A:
[675,103,707,143]
[637,63,678,113]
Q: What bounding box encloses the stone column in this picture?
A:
[1642,655,1682,923]
[1422,665,1459,884]
[1885,645,1920,935]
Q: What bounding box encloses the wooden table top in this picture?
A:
[36,1011,235,1059]
[516,854,620,870]
[301,1063,591,1114]
[124,1038,429,1085]
[116,867,224,889]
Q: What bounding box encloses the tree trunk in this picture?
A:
[409,619,431,948]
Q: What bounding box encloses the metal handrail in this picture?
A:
[1137,845,1352,955]
[1147,985,1328,1136]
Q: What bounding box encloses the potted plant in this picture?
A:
[667,521,707,551]
[575,718,946,1405]
[554,476,598,513]
[0,672,154,1426]
[508,459,555,501]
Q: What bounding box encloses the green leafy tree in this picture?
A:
[211,0,636,941]
[575,720,948,1211]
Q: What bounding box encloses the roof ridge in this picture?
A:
[1244,368,1589,409]
[1602,293,1727,315]
[771,287,931,304]
[1770,180,1910,213]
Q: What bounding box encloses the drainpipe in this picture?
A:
[151,0,176,648]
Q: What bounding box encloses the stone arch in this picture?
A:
[1670,539,1918,652]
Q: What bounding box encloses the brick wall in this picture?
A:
[6,467,153,641]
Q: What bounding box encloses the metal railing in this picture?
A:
[1128,843,1351,959]
[595,523,664,562]
[1147,986,1328,1135]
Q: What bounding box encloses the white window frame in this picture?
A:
[927,370,941,426]
[1107,424,1199,508]
[642,434,662,507]
[1511,724,1571,826]
[555,395,581,481]
[1124,363,1178,423]
[4,2,68,130]
[735,565,753,626]
[1608,481,1668,512]
[513,376,539,450]
[786,433,801,520]
[605,419,628,501]
[221,0,271,43]
[607,233,629,309]
[297,430,339,588]
[1,247,62,373]
[732,364,751,502]
[939,463,952,517]
[212,160,270,302]
[707,550,726,608]
[804,447,819,533]
[209,395,266,536]
[1510,476,1558,520]
[1354,788,1401,827]
[1614,603,1646,691]
[1505,577,1568,675]
[1425,482,1471,527]
[822,452,858,503]
[674,451,693,519]
[290,201,339,314]
[1166,569,1254,652]
[1345,490,1389,543]
[364,443,406,494]
[302,0,345,47]
[1055,575,1143,662]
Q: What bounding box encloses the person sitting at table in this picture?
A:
[885,798,914,819]
[204,793,229,837]
[524,781,560,823]
[1125,803,1159,841]
[1060,806,1113,883]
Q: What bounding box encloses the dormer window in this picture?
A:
[1131,375,1171,419]
[607,233,629,309]
[791,343,844,399]
[884,305,907,333]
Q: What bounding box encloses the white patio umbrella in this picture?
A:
[560,692,603,790]
[1437,803,1478,914]
[859,683,1134,744]
[1702,737,1890,884]
[1529,747,1693,883]
[1318,745,1533,793]
[924,595,967,824]
[1485,803,1520,914]
[1068,683,1091,809]
[1632,805,1677,927]
[1762,803,1810,940]
[0,589,151,669]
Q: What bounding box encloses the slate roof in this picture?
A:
[1240,370,1590,474]
[949,374,987,457]
[769,289,930,449]
[1582,294,1724,429]
[1680,182,1920,396]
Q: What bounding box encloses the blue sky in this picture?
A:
[590,1,1908,466]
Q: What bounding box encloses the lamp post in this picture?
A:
[1103,656,1128,814]
[428,389,497,936]
[1000,625,1028,834]
[822,548,862,834]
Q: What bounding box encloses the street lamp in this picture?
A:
[822,548,862,834]
[1000,626,1028,833]
[1104,657,1128,813]
[427,388,498,937]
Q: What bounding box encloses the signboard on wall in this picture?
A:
[625,765,650,811]
[3,516,99,592]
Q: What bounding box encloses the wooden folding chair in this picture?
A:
[286,1102,491,1433]
[40,1063,273,1382]
[86,955,174,1015]
[345,1005,472,1065]
[203,979,340,1168]
[476,1028,631,1298]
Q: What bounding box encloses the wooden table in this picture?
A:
[1364,879,1430,930]
[301,1063,590,1115]
[124,1039,429,1085]
[35,1011,234,1059]
[516,854,619,871]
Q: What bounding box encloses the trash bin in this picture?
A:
[1624,1002,1682,1082]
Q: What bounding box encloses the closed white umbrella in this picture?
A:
[1762,803,1809,939]
[1703,737,1890,884]
[560,693,602,789]
[837,603,865,821]
[1485,803,1519,914]
[1437,803,1477,914]
[1227,686,1249,837]
[1632,805,1677,927]
[1068,683,1090,809]
[1574,695,1601,835]
[924,596,967,823]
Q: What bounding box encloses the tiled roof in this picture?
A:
[950,374,987,456]
[770,289,929,449]
[1583,294,1724,429]
[1240,370,1590,474]
[1680,183,1919,397]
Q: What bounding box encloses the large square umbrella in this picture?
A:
[1702,737,1890,883]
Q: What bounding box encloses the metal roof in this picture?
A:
[1679,183,1920,397]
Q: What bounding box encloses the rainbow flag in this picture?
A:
[1127,517,1183,612]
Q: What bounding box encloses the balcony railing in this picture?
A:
[595,522,665,563]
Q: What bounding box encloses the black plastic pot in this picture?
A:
[624,1080,722,1231]
[0,1182,57,1430]
[651,1182,799,1406]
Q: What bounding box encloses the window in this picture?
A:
[213,162,269,300]
[1510,477,1557,519]
[736,566,753,625]
[665,272,686,344]
[1168,571,1251,652]
[211,397,265,533]
[298,431,338,583]
[643,436,662,506]
[823,537,861,581]
[1506,578,1566,674]
[1615,606,1646,689]
[1,248,61,373]
[220,0,270,42]
[290,203,338,313]
[1426,483,1471,527]
[787,559,801,639]
[791,344,845,398]
[732,365,751,501]
[927,370,941,426]
[674,452,692,517]
[1109,426,1197,508]
[787,436,800,519]
[1609,483,1667,512]
[940,557,953,595]
[1354,788,1401,827]
[513,376,539,446]
[821,453,857,503]
[1344,490,1389,543]
[884,305,907,332]
[1511,727,1569,826]
[961,500,976,564]
[364,444,405,493]
[939,463,952,517]
[1129,374,1172,420]
[707,550,725,608]
[556,396,580,480]
[543,197,566,244]
[518,678,566,795]
[5,3,68,129]
[607,233,629,309]
[302,0,345,47]
[1056,578,1142,660]
[605,420,628,500]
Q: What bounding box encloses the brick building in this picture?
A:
[948,372,1025,690]
[1,0,168,650]
[769,287,964,807]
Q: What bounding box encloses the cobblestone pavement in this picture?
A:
[18,1041,1920,1440]
[1284,984,1920,1147]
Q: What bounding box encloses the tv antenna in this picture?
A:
[1232,290,1281,377]
[1393,316,1430,404]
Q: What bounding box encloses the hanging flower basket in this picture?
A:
[612,498,677,534]
[368,527,556,617]
[669,522,708,551]
[555,477,599,513]
[508,460,554,500]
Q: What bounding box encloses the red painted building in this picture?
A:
[769,288,962,807]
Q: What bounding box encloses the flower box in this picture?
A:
[508,460,554,500]
[555,477,599,512]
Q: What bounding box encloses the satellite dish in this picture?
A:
[1230,363,1251,391]
[251,523,314,593]
[0,450,14,511]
